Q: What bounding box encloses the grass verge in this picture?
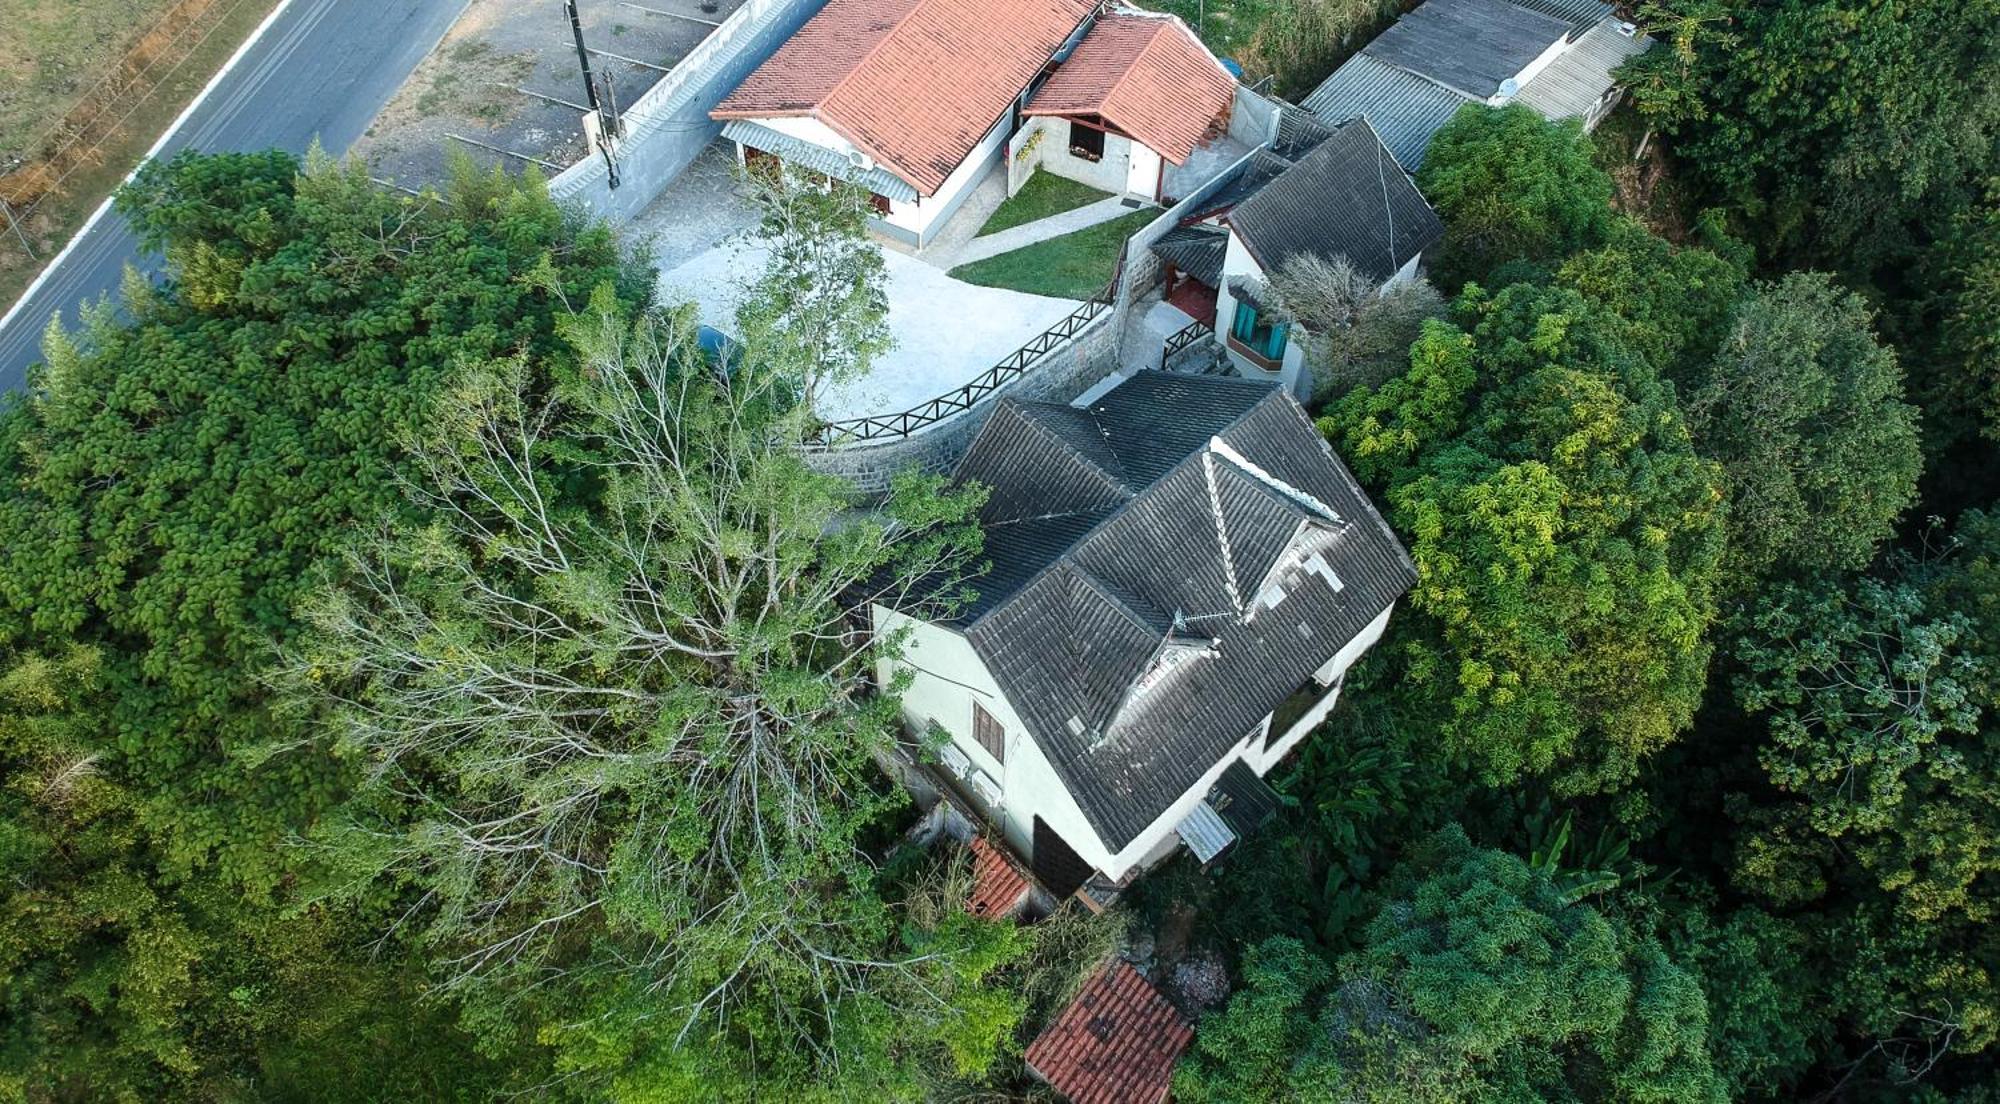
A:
[0,0,284,316]
[975,171,1111,237]
[949,209,1159,299]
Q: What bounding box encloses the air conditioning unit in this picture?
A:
[847,148,874,171]
[964,766,1003,809]
[939,743,972,776]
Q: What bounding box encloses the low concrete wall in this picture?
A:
[550,0,827,222]
[1229,85,1284,147]
[806,311,1120,493]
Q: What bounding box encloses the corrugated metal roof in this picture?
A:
[1507,0,1615,36]
[1513,19,1653,119]
[1365,0,1570,99]
[1176,800,1237,862]
[1299,52,1470,171]
[1208,760,1280,837]
[719,120,922,201]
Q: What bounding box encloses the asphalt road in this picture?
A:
[0,0,472,390]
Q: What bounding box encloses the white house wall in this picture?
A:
[1038,125,1141,196]
[870,605,1110,867]
[884,112,1013,245]
[738,111,1007,247]
[1214,231,1309,398]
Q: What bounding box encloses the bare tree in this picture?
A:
[1266,252,1444,397]
[280,292,987,1066]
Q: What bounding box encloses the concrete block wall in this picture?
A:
[1228,85,1283,147]
[805,311,1120,494]
[550,0,828,223]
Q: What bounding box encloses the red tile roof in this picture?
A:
[1024,13,1237,164]
[711,0,1097,196]
[1025,961,1193,1104]
[967,835,1032,919]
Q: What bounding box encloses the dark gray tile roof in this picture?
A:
[1225,118,1445,283]
[938,373,1417,851]
[1300,54,1470,171]
[1149,223,1229,287]
[1367,0,1570,99]
[1272,107,1338,161]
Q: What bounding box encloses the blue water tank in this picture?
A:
[1221,57,1244,78]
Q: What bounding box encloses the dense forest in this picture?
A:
[2,0,1997,1101]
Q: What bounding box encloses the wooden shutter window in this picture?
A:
[972,701,1005,763]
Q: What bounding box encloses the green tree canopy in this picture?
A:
[1175,828,1726,1103]
[1320,284,1724,794]
[1620,0,2000,265]
[0,149,643,887]
[1416,104,1617,287]
[1685,272,1922,579]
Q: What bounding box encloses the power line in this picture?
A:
[4,0,265,211]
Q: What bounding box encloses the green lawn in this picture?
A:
[975,170,1112,237]
[949,209,1159,299]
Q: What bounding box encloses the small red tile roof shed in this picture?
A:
[967,835,1032,919]
[1025,961,1193,1104]
[710,0,1097,196]
[1024,13,1237,164]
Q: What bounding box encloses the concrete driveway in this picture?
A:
[656,238,1083,422]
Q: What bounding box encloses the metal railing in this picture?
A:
[1158,317,1214,370]
[805,279,1117,448]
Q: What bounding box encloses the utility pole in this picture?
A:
[563,0,621,187]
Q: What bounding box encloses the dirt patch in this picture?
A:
[355,0,744,189]
[1592,107,1695,243]
[1,0,234,199]
[0,0,178,159]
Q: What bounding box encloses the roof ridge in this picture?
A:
[964,381,1283,630]
[1009,398,1135,492]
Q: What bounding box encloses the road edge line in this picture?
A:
[0,0,302,341]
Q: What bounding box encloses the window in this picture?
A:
[972,701,1005,762]
[1229,300,1290,361]
[869,192,892,216]
[1068,119,1105,162]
